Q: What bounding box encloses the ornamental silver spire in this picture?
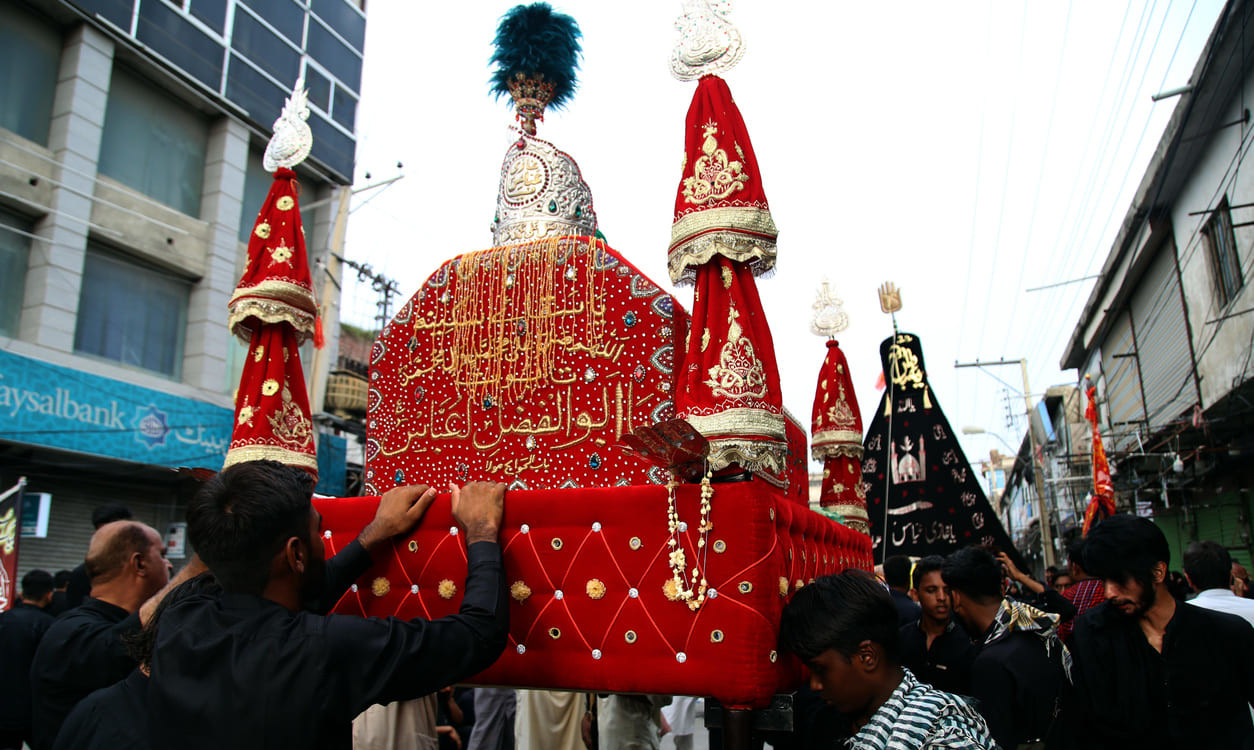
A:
[263,78,313,173]
[670,0,745,81]
[810,279,850,338]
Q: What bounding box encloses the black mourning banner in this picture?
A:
[861,332,1020,564]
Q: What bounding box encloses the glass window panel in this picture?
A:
[75,245,191,377]
[332,84,356,131]
[225,53,284,134]
[232,11,300,85]
[308,113,354,183]
[0,208,33,337]
[238,0,305,47]
[310,0,364,51]
[99,67,210,217]
[0,4,61,145]
[135,0,224,91]
[70,0,134,31]
[190,0,228,34]
[304,66,331,112]
[307,20,361,91]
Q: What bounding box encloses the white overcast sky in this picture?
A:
[341,0,1224,467]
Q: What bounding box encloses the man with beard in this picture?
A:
[899,555,976,695]
[942,547,1070,749]
[778,570,995,750]
[146,460,509,750]
[1067,515,1254,749]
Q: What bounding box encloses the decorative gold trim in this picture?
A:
[683,407,786,440]
[671,205,778,247]
[705,437,788,487]
[223,444,317,472]
[228,299,317,344]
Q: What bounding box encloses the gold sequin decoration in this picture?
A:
[710,630,724,643]
[779,577,789,596]
[550,537,563,551]
[586,579,606,600]
[794,579,804,592]
[261,379,280,397]
[510,581,532,603]
[629,537,642,550]
[408,540,419,552]
[624,630,637,644]
[276,196,295,211]
[254,222,271,239]
[438,579,457,599]
[769,650,778,663]
[737,581,752,594]
[713,540,726,553]
[252,346,264,362]
[371,577,390,597]
[548,627,561,640]
[663,579,681,601]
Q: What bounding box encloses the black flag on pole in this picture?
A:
[861,332,1021,565]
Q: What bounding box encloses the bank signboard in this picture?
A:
[0,349,233,469]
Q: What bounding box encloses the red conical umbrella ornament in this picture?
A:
[669,3,788,487]
[223,80,320,478]
[810,281,870,535]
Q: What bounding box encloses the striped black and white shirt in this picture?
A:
[847,669,996,750]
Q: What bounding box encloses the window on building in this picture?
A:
[0,208,33,337]
[98,67,210,217]
[1202,196,1245,307]
[0,4,61,145]
[74,243,191,377]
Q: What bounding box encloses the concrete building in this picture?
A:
[0,0,363,575]
[1061,0,1254,568]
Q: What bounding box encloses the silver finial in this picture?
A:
[670,0,745,81]
[263,78,313,172]
[810,279,849,338]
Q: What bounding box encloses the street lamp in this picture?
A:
[962,426,1016,454]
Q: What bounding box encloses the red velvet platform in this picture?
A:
[315,483,870,708]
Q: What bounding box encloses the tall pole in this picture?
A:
[954,358,1057,567]
[309,186,352,413]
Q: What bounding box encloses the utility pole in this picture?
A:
[309,186,352,414]
[955,358,1057,567]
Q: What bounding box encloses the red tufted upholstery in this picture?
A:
[315,482,870,709]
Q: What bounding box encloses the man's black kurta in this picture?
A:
[0,601,54,745]
[147,540,508,750]
[28,598,139,750]
[1067,600,1254,749]
[899,618,976,696]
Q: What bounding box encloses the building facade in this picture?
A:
[1062,0,1254,569]
[0,0,362,577]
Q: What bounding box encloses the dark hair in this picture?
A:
[778,570,900,663]
[123,572,221,666]
[21,569,54,600]
[883,555,913,589]
[91,504,133,529]
[85,522,157,584]
[942,547,1003,603]
[187,460,314,594]
[1067,539,1088,571]
[53,570,72,589]
[1083,515,1169,594]
[911,555,945,588]
[1183,540,1233,592]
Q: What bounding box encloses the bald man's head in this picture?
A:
[85,521,167,589]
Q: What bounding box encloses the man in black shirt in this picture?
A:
[943,547,1069,749]
[28,520,178,750]
[883,555,921,626]
[63,504,133,611]
[148,460,510,750]
[46,570,73,617]
[899,555,975,696]
[0,569,55,750]
[1067,515,1254,749]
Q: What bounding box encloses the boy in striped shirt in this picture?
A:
[780,571,997,750]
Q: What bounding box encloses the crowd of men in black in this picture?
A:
[2,460,1254,749]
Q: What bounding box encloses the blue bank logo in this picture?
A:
[134,405,170,448]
